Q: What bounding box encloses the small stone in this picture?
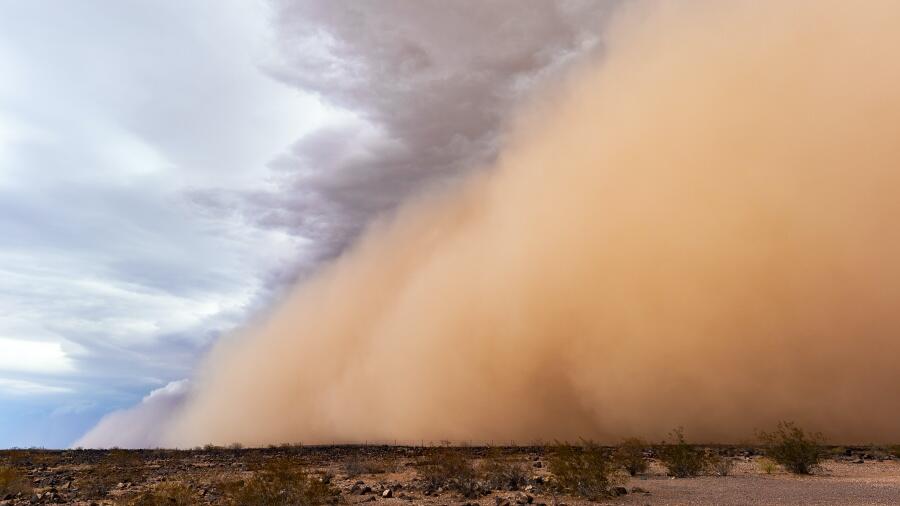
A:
[382,489,393,498]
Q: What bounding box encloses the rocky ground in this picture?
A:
[1,445,898,505]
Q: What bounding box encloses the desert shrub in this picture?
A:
[888,445,900,459]
[224,458,339,506]
[758,457,777,474]
[758,421,825,474]
[613,438,649,476]
[547,440,619,500]
[118,482,193,506]
[0,466,32,497]
[708,453,735,476]
[656,428,708,478]
[416,448,480,497]
[81,450,146,499]
[343,452,398,477]
[479,450,528,491]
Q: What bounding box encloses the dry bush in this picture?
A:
[479,450,528,491]
[656,428,709,478]
[757,457,777,474]
[118,482,193,506]
[888,445,900,459]
[613,438,649,476]
[0,466,32,497]
[223,458,339,506]
[547,440,619,501]
[758,421,825,474]
[343,452,398,477]
[81,450,146,499]
[416,448,480,498]
[708,453,736,476]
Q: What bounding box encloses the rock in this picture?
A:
[524,484,534,492]
[382,489,393,498]
[532,461,542,468]
[631,486,650,494]
[514,492,533,504]
[613,486,628,496]
[494,497,511,506]
[531,476,544,484]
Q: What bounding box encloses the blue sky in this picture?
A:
[0,0,611,448]
[0,0,327,447]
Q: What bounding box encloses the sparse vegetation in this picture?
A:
[656,428,709,478]
[416,448,481,497]
[613,437,649,476]
[0,465,32,497]
[223,458,339,506]
[547,440,619,500]
[758,457,777,474]
[82,449,147,499]
[758,421,825,474]
[119,482,194,506]
[479,449,528,491]
[889,445,900,459]
[343,452,398,477]
[709,453,736,476]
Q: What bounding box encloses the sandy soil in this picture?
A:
[1,446,897,505]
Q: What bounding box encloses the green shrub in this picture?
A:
[548,440,619,500]
[0,466,32,497]
[758,421,825,474]
[656,428,708,478]
[613,438,649,476]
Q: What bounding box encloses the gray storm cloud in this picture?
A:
[90,0,900,447]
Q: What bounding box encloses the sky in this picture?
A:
[0,0,612,448]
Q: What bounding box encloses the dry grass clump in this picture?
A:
[708,452,736,476]
[222,458,339,506]
[547,440,619,500]
[416,448,481,498]
[758,421,825,474]
[758,457,777,474]
[613,438,649,476]
[656,428,709,478]
[479,449,528,491]
[81,450,147,499]
[343,453,398,477]
[0,465,32,498]
[118,482,193,506]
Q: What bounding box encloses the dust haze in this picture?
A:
[164,0,900,446]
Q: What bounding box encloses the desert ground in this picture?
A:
[1,445,899,505]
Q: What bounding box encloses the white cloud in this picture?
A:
[0,338,74,374]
